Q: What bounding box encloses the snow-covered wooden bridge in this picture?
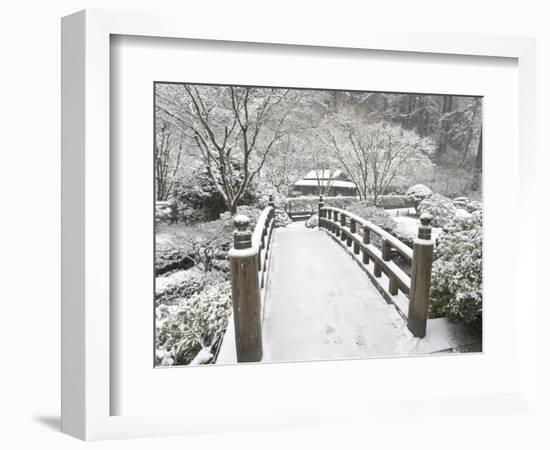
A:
[217,196,477,364]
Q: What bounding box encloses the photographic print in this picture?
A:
[154,83,483,367]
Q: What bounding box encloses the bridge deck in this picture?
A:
[261,222,418,362]
[216,221,480,365]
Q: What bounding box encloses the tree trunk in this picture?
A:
[476,129,483,169]
[471,128,483,191]
[436,95,453,161]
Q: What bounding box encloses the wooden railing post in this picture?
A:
[351,219,360,254]
[347,218,355,248]
[340,213,347,242]
[372,233,386,277]
[382,239,392,261]
[268,194,275,219]
[229,215,262,362]
[408,214,434,338]
[267,194,275,245]
[373,261,382,277]
[318,195,324,229]
[362,227,370,264]
[334,211,340,237]
[382,239,398,295]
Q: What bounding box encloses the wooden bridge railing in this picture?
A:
[228,196,276,362]
[318,196,434,338]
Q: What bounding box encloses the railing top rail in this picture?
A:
[322,206,413,261]
[251,206,274,249]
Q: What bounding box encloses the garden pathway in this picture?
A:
[261,222,418,362]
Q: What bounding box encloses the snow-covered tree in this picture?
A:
[155,119,184,201]
[264,135,309,195]
[324,113,434,203]
[156,84,303,214]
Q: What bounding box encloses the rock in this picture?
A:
[155,201,175,225]
[189,347,214,365]
[155,246,194,275]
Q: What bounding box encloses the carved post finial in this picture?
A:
[233,214,251,249]
[418,213,432,240]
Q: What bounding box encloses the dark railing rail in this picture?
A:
[319,198,434,338]
[228,196,276,362]
[252,205,276,291]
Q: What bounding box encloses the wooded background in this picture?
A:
[155,84,482,216]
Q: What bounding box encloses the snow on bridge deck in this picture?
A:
[261,222,418,362]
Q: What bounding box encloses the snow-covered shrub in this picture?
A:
[346,202,397,233]
[429,211,483,328]
[287,196,357,213]
[156,281,232,366]
[287,197,315,215]
[155,270,222,306]
[465,200,482,213]
[406,184,433,213]
[273,209,292,227]
[417,193,457,227]
[453,197,469,208]
[305,214,319,228]
[455,208,472,220]
[219,205,263,230]
[323,196,358,210]
[392,221,417,248]
[173,165,258,223]
[373,194,413,209]
[257,192,291,227]
[257,191,288,211]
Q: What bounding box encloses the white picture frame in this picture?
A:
[61,9,537,441]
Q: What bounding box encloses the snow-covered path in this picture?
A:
[261,223,417,362]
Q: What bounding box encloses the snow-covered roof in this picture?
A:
[303,169,343,180]
[294,179,357,188]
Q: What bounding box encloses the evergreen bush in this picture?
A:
[429,211,483,329]
[155,281,232,366]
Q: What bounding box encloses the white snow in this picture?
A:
[455,208,472,220]
[189,348,214,365]
[155,268,202,295]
